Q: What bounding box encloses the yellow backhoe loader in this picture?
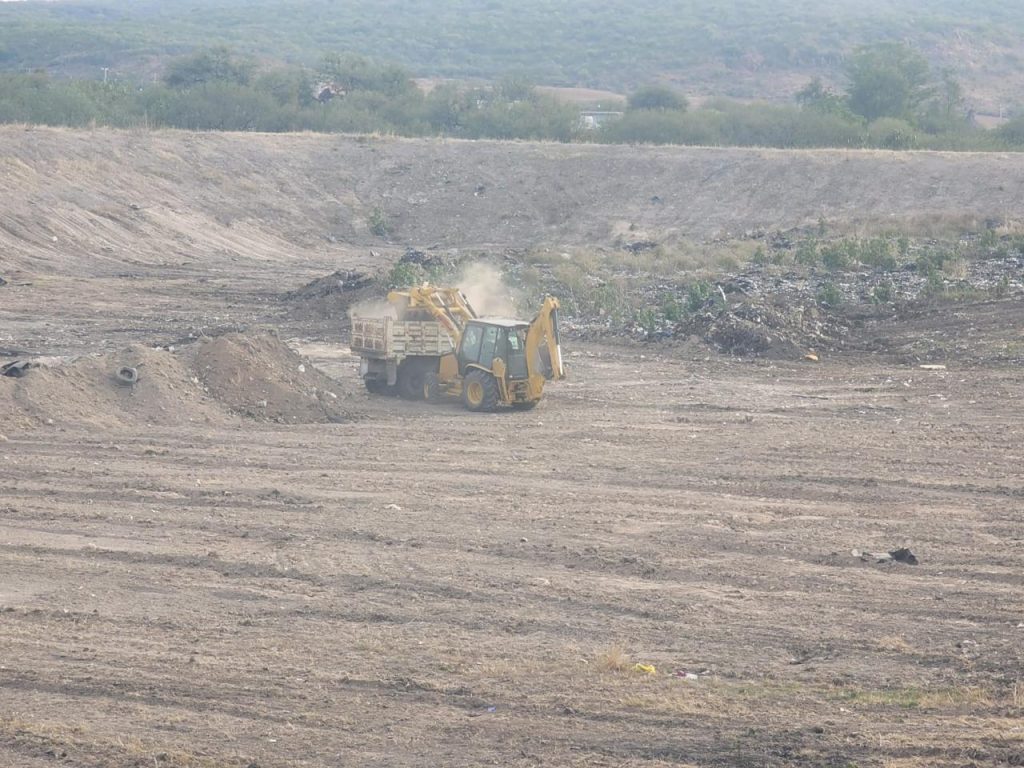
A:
[350,284,564,411]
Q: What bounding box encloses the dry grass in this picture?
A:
[830,684,998,711]
[942,257,969,279]
[0,716,247,768]
[594,645,631,673]
[875,635,915,653]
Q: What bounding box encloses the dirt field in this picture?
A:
[2,128,1023,767]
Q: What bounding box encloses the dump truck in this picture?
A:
[350,284,564,411]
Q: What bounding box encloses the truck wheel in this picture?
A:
[364,376,393,395]
[397,366,424,400]
[422,372,441,403]
[462,369,500,412]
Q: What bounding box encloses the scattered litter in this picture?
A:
[1,360,33,378]
[632,663,657,675]
[889,547,919,565]
[0,276,7,286]
[384,503,402,511]
[115,366,139,386]
[919,364,947,370]
[852,547,919,565]
[803,352,819,362]
[298,364,306,373]
[673,670,701,681]
[468,705,497,717]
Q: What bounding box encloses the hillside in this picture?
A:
[1,127,1022,280]
[1,0,1024,112]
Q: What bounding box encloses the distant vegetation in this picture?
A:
[3,45,1024,152]
[2,0,1024,109]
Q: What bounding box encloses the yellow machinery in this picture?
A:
[350,284,564,411]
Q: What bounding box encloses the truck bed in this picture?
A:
[350,317,454,359]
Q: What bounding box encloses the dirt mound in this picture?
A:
[0,333,354,430]
[0,344,226,431]
[188,332,351,423]
[286,269,379,322]
[679,296,846,357]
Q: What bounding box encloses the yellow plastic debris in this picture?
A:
[632,663,657,675]
[803,352,819,362]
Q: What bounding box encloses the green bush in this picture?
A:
[685,280,715,312]
[368,207,392,237]
[627,85,688,111]
[858,238,897,270]
[871,281,894,304]
[817,281,843,307]
[795,239,819,266]
[820,243,851,271]
[867,117,919,150]
[386,261,424,289]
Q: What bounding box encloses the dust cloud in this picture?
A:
[346,262,521,321]
[347,299,397,322]
[457,263,519,318]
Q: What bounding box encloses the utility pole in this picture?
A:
[102,67,109,84]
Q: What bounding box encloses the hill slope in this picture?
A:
[1,127,1022,280]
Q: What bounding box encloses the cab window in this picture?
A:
[477,325,500,367]
[460,325,482,362]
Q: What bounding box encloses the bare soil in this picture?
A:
[1,129,1023,767]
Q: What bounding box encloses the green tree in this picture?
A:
[997,115,1024,146]
[845,43,935,122]
[627,84,688,111]
[317,53,415,97]
[796,76,852,118]
[164,46,254,88]
[497,74,536,102]
[867,117,919,149]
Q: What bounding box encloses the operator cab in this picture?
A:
[457,319,529,379]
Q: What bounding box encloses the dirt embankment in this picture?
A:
[0,332,352,432]
[2,127,1024,282]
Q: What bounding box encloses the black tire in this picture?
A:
[462,369,500,412]
[397,360,426,400]
[422,372,441,403]
[511,399,539,411]
[364,376,393,395]
[115,367,139,386]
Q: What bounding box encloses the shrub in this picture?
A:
[386,261,424,288]
[821,243,851,271]
[795,239,819,266]
[627,84,688,111]
[867,117,919,150]
[369,207,392,237]
[871,281,894,304]
[685,280,715,312]
[817,281,843,307]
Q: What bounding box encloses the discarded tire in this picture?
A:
[115,366,139,386]
[1,360,32,378]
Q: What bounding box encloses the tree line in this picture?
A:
[2,44,1024,151]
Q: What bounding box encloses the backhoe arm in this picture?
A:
[525,297,565,395]
[387,285,478,343]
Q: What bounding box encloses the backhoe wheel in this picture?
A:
[462,369,500,412]
[422,372,441,404]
